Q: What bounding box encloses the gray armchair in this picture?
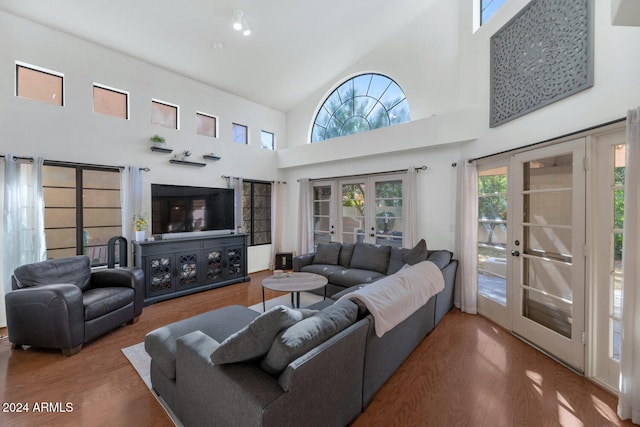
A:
[5,255,144,356]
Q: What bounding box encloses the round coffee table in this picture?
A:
[261,272,328,311]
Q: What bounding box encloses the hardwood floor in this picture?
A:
[0,270,631,427]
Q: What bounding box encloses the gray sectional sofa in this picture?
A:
[294,241,458,322]
[144,244,458,427]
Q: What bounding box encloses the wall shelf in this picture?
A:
[151,146,173,153]
[203,154,221,161]
[169,159,206,167]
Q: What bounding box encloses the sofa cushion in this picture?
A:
[210,305,317,364]
[12,255,92,291]
[329,268,385,288]
[387,247,410,275]
[338,243,355,268]
[313,242,341,265]
[260,299,358,375]
[83,287,134,321]
[300,264,347,278]
[427,250,453,269]
[145,305,259,380]
[404,239,428,265]
[349,243,391,274]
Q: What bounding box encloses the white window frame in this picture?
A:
[93,83,130,120]
[196,111,218,138]
[15,61,65,106]
[151,98,180,130]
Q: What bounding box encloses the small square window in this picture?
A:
[93,84,128,119]
[261,131,274,150]
[196,112,217,138]
[16,63,63,106]
[151,99,179,129]
[232,123,248,144]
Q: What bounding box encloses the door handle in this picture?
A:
[511,250,520,257]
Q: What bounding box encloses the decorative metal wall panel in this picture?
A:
[490,0,594,127]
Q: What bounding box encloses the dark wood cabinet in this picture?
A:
[133,234,249,305]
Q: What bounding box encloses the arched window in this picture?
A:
[311,73,410,143]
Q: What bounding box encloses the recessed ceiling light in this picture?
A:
[232,9,243,31]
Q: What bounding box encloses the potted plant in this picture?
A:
[133,214,148,241]
[150,134,165,147]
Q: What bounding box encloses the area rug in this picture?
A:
[121,292,325,425]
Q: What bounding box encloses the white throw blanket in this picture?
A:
[337,261,445,337]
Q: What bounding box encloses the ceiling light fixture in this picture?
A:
[232,9,243,31]
[232,9,251,36]
[242,19,251,36]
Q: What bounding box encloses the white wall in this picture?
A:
[0,10,286,284]
[1,0,639,286]
[278,0,640,255]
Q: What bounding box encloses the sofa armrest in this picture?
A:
[175,330,283,427]
[435,259,458,325]
[91,267,145,316]
[292,253,315,271]
[5,284,84,351]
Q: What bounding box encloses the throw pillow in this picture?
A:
[349,297,369,318]
[312,242,341,265]
[427,250,453,269]
[386,246,410,275]
[349,243,391,274]
[260,300,358,375]
[210,305,317,364]
[403,238,428,265]
[338,243,355,267]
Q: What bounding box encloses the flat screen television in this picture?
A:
[151,184,235,236]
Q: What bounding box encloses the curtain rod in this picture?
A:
[298,165,427,183]
[221,175,286,184]
[469,117,626,163]
[0,155,150,171]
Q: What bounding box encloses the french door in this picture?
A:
[477,160,510,329]
[510,139,586,372]
[312,174,407,248]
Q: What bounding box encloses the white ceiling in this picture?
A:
[0,0,436,112]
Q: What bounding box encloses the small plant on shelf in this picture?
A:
[133,214,148,232]
[182,150,192,158]
[150,134,165,146]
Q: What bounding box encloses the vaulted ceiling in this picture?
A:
[0,0,437,112]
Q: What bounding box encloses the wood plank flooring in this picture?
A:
[0,270,631,427]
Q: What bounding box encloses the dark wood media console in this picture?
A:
[133,234,249,305]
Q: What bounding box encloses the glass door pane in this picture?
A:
[611,143,625,361]
[313,182,333,246]
[478,166,508,307]
[521,153,573,337]
[341,181,366,243]
[374,179,403,247]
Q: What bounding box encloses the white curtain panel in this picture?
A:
[454,160,478,314]
[2,155,46,295]
[618,107,640,424]
[269,182,282,270]
[227,177,244,232]
[403,167,418,248]
[296,178,313,255]
[121,166,143,242]
[121,166,143,264]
